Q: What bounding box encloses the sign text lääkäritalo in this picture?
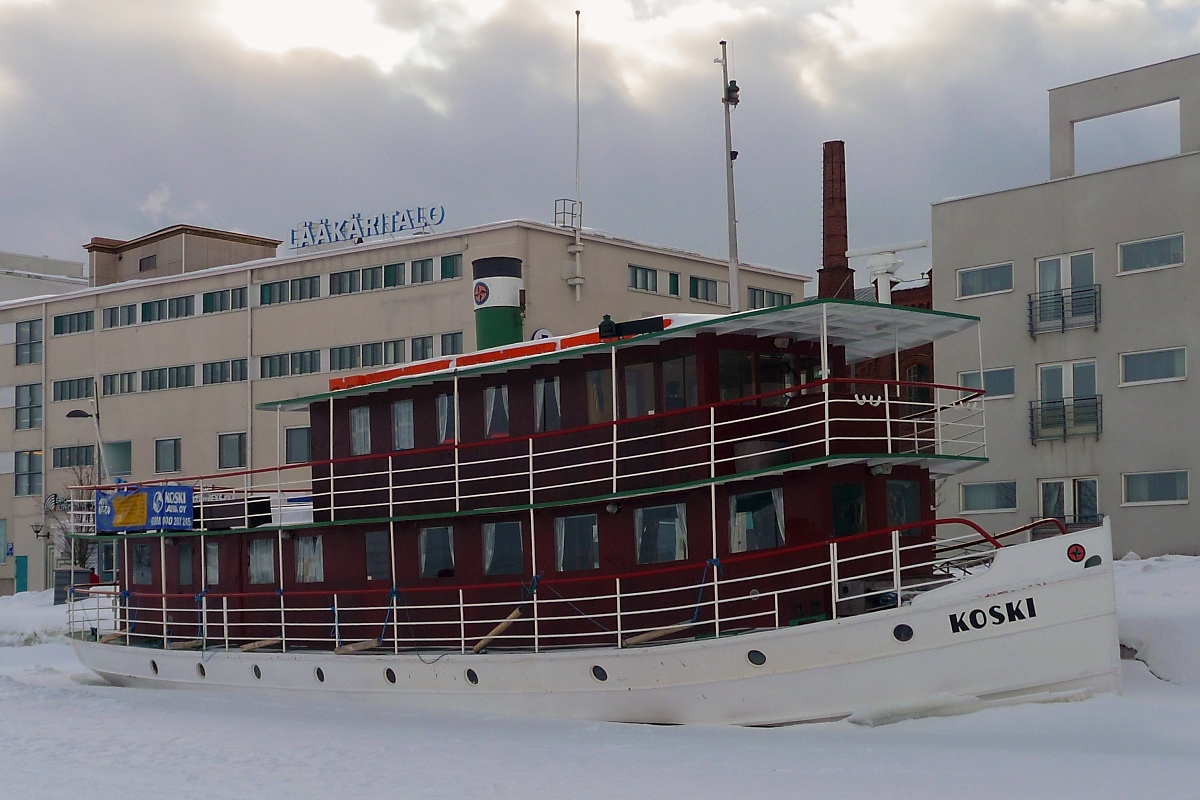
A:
[290,206,446,249]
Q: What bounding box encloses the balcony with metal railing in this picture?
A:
[1029,395,1102,442]
[1028,284,1101,335]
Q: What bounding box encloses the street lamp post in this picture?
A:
[715,39,741,313]
[66,398,108,484]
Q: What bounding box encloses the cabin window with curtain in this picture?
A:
[294,535,324,583]
[436,393,455,444]
[132,543,152,585]
[365,531,391,581]
[886,480,922,536]
[729,489,784,553]
[832,482,867,536]
[484,385,509,438]
[205,541,220,586]
[719,350,754,401]
[662,356,697,411]
[623,363,655,418]
[758,353,795,406]
[420,526,455,577]
[482,521,523,575]
[350,406,371,455]
[178,543,193,586]
[555,514,599,571]
[586,368,612,424]
[635,503,687,564]
[392,400,414,450]
[248,538,275,584]
[534,377,561,432]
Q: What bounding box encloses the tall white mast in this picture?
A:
[716,41,740,312]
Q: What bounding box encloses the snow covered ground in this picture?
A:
[1,556,1198,800]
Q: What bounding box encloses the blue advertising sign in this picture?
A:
[95,486,194,533]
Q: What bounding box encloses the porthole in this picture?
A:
[384,668,396,685]
[315,667,325,684]
[252,665,262,680]
[893,624,914,643]
[150,660,159,675]
[746,649,767,666]
[196,663,206,679]
[1084,555,1102,569]
[465,668,479,685]
[591,665,608,682]
[748,589,761,600]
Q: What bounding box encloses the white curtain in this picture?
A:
[483,524,496,574]
[392,399,414,450]
[729,499,749,553]
[771,488,786,545]
[205,541,219,586]
[350,407,371,456]
[248,538,275,585]
[672,503,688,560]
[295,535,324,583]
[420,526,454,577]
[436,394,454,444]
[485,385,509,438]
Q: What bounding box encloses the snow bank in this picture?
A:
[0,591,67,646]
[1114,554,1200,684]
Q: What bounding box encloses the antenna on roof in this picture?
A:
[557,10,586,302]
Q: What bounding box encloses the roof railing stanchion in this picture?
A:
[453,373,461,512]
[159,536,168,650]
[821,304,831,457]
[459,589,466,654]
[610,345,618,495]
[615,577,623,648]
[222,595,229,650]
[884,382,893,454]
[892,529,902,600]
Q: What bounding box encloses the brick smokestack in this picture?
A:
[818,140,855,300]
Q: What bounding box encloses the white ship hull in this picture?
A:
[70,524,1120,725]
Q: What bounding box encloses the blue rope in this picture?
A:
[378,587,398,643]
[689,558,723,624]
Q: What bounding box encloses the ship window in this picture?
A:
[719,350,754,401]
[484,385,509,438]
[623,363,655,418]
[832,482,867,536]
[350,406,371,455]
[295,535,324,583]
[248,538,275,584]
[483,521,523,576]
[365,531,390,581]
[555,514,599,571]
[132,543,152,585]
[285,427,311,464]
[205,541,220,586]
[392,400,415,450]
[663,356,697,411]
[178,543,193,586]
[420,526,455,578]
[758,353,795,407]
[886,480,922,536]
[586,368,613,424]
[437,393,456,444]
[635,503,687,564]
[534,377,561,432]
[729,489,784,553]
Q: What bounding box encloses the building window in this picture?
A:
[290,350,320,375]
[419,526,454,577]
[1120,347,1186,385]
[218,432,246,469]
[1120,234,1184,274]
[132,543,152,584]
[586,368,612,424]
[629,265,658,292]
[384,339,405,365]
[832,482,867,537]
[904,363,934,405]
[15,384,42,429]
[142,367,167,392]
[103,441,132,476]
[668,272,680,296]
[350,406,371,455]
[411,258,434,284]
[554,514,598,571]
[365,531,390,581]
[635,503,687,564]
[14,450,42,496]
[15,320,42,365]
[102,372,137,396]
[623,362,655,418]
[1123,471,1188,505]
[202,361,231,385]
[958,367,1016,399]
[285,427,311,464]
[140,300,167,323]
[206,540,220,586]
[139,254,157,272]
[482,521,523,575]
[178,543,194,587]
[748,287,792,309]
[1040,477,1099,524]
[260,354,289,378]
[52,310,94,335]
[730,489,784,553]
[960,481,1017,512]
[52,445,93,469]
[362,342,384,367]
[155,438,182,474]
[534,377,561,432]
[663,355,698,411]
[361,266,383,290]
[441,254,462,279]
[167,295,195,319]
[53,377,94,402]
[330,345,360,371]
[689,276,729,305]
[436,393,455,444]
[886,480,922,534]
[484,385,509,438]
[412,336,434,361]
[248,538,275,584]
[102,304,137,328]
[441,332,463,356]
[260,280,288,305]
[957,263,1013,298]
[329,269,360,295]
[168,365,195,389]
[383,263,404,287]
[290,276,320,301]
[202,288,246,313]
[1033,359,1099,440]
[295,535,324,583]
[392,400,414,450]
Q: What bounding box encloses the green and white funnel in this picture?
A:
[472,256,524,349]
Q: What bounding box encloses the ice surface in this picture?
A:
[0,557,1196,799]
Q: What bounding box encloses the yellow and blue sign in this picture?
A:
[96,487,193,533]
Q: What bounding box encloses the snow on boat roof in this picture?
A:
[258,298,978,411]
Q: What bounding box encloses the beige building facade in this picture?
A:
[0,219,809,593]
[933,54,1200,557]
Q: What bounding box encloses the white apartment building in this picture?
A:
[0,219,809,593]
[933,53,1200,557]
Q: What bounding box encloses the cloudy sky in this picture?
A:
[0,0,1198,283]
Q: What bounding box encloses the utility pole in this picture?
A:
[716,40,741,312]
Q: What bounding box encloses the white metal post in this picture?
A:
[610,345,618,494]
[717,39,740,313]
[222,595,229,649]
[892,529,902,600]
[458,589,466,654]
[453,373,461,511]
[821,304,831,456]
[829,541,839,621]
[615,577,623,647]
[159,536,167,648]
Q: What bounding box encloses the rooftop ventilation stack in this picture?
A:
[817,140,855,300]
[472,257,524,349]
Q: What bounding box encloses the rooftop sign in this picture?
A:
[290,206,446,249]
